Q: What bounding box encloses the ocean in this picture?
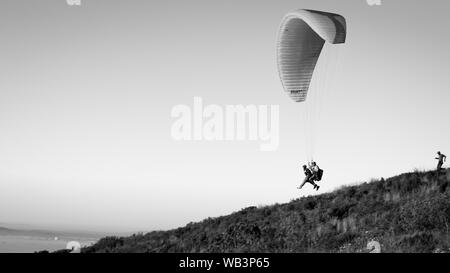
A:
[0,234,97,253]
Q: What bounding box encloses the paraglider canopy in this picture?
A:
[277,9,347,102]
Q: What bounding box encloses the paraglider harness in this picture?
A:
[316,168,324,181]
[309,163,324,182]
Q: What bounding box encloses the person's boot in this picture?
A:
[315,185,320,191]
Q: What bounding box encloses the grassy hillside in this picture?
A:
[82,169,450,253]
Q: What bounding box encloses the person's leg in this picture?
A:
[437,162,443,172]
[299,177,309,189]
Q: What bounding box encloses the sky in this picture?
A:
[0,0,449,233]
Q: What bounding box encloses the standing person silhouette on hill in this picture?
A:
[436,151,446,173]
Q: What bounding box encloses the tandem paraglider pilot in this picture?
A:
[298,162,323,191]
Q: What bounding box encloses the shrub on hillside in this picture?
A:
[395,193,450,233]
[394,232,437,253]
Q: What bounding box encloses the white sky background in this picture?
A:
[0,0,449,232]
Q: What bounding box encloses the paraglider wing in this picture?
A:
[277,9,347,102]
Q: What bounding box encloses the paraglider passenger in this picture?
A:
[298,165,320,191]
